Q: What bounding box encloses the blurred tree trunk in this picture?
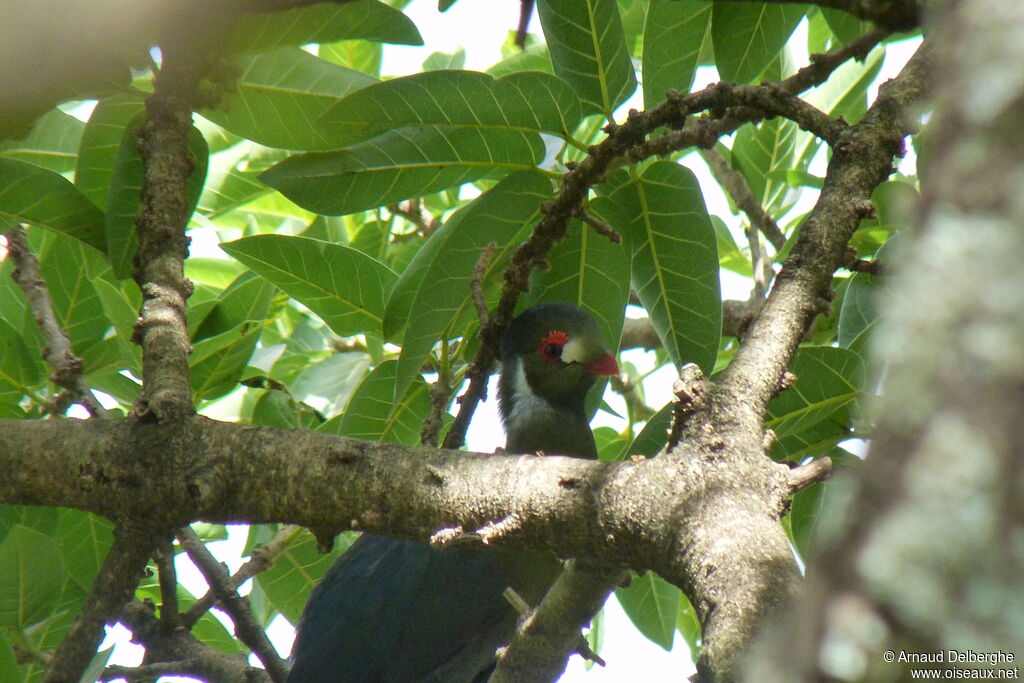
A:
[748,1,1024,680]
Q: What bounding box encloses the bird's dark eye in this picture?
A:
[536,330,569,362]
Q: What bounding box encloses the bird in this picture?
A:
[287,302,618,682]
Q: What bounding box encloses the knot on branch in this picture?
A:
[667,363,710,451]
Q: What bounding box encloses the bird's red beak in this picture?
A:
[584,353,619,376]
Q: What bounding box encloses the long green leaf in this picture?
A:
[319,70,583,147]
[203,48,377,150]
[0,525,64,629]
[536,0,637,116]
[712,3,806,83]
[262,125,543,216]
[0,159,105,252]
[0,109,84,174]
[642,0,711,106]
[222,234,397,337]
[615,572,679,650]
[75,94,146,209]
[225,0,422,55]
[385,171,554,403]
[597,163,721,373]
[767,346,866,440]
[319,360,431,445]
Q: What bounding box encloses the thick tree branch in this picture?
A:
[0,415,714,588]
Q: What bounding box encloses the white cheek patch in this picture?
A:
[514,360,534,396]
[560,336,585,365]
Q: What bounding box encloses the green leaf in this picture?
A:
[731,117,798,213]
[838,273,882,348]
[820,7,872,46]
[289,351,372,418]
[0,109,84,174]
[767,346,866,440]
[319,70,584,146]
[36,233,111,359]
[789,480,826,558]
[105,116,209,279]
[805,45,884,128]
[222,235,397,337]
[190,274,277,401]
[423,49,466,71]
[56,510,114,593]
[251,389,322,430]
[642,0,711,107]
[75,94,146,209]
[0,525,64,628]
[597,163,721,373]
[262,125,543,216]
[384,171,553,402]
[615,572,678,650]
[0,318,45,397]
[626,402,673,459]
[252,527,355,624]
[196,142,278,220]
[536,0,637,116]
[224,0,422,55]
[677,592,702,656]
[712,3,806,83]
[319,360,431,444]
[202,48,378,150]
[526,219,630,352]
[0,158,105,252]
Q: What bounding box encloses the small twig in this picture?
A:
[177,527,288,682]
[787,456,833,493]
[666,364,711,453]
[154,540,180,630]
[514,0,535,48]
[699,148,786,252]
[471,242,498,328]
[182,525,297,628]
[4,225,110,417]
[388,198,439,237]
[573,207,621,243]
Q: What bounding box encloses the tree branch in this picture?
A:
[131,14,220,423]
[490,561,624,683]
[712,0,921,32]
[42,529,157,683]
[4,225,110,417]
[177,527,289,682]
[442,29,885,451]
[716,43,929,421]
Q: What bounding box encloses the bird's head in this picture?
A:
[498,302,618,418]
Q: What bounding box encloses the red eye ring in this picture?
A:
[537,330,569,362]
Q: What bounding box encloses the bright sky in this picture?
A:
[96,1,922,680]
